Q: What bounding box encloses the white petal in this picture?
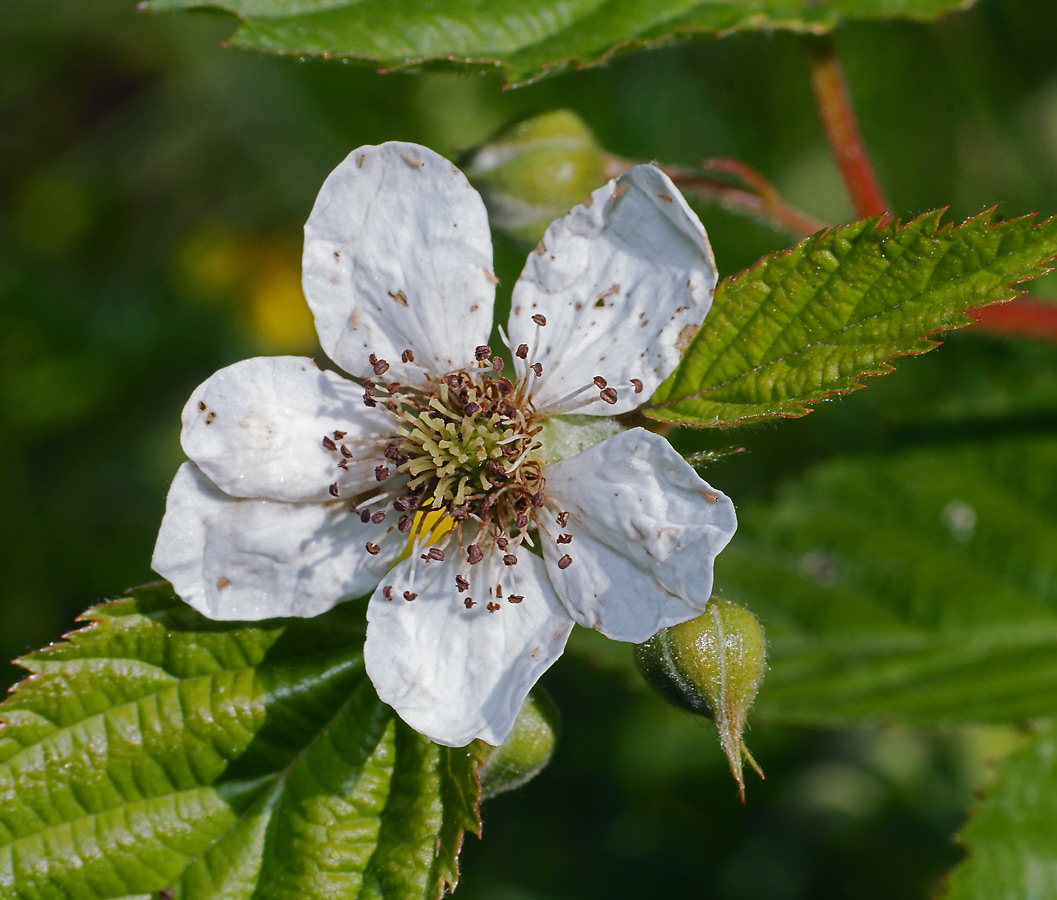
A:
[153,462,399,620]
[364,541,573,747]
[508,165,717,416]
[540,428,737,643]
[181,356,395,503]
[303,142,496,386]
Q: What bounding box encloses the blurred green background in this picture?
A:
[3,0,1057,897]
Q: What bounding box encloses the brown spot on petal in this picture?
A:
[216,577,231,590]
[388,290,408,306]
[676,323,698,355]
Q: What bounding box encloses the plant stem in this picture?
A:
[804,34,889,218]
[971,297,1057,341]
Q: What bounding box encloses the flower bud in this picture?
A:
[478,688,560,800]
[462,110,609,246]
[634,598,766,800]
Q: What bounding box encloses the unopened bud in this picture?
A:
[478,688,560,800]
[634,598,766,800]
[463,110,608,245]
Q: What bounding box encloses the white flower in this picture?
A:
[153,142,737,748]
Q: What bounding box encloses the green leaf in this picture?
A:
[718,434,1057,726]
[0,584,484,900]
[646,211,1057,428]
[138,0,977,87]
[944,721,1057,900]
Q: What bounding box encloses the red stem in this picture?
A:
[804,35,889,218]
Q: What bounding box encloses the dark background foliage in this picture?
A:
[3,1,1056,896]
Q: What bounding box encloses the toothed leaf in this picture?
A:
[138,0,976,87]
[647,211,1057,428]
[0,584,484,900]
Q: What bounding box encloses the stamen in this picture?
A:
[401,348,415,363]
[516,344,529,359]
[467,544,483,564]
[322,436,337,451]
[557,533,572,544]
[532,314,547,326]
[404,591,417,601]
[558,554,573,569]
[631,378,644,393]
[599,387,618,405]
[487,602,500,613]
[593,376,608,389]
[464,597,475,608]
[508,595,524,604]
[383,585,393,600]
[365,542,381,555]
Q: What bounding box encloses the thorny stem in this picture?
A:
[804,34,889,218]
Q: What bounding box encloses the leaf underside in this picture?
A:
[646,210,1057,429]
[721,434,1057,727]
[0,584,484,900]
[943,721,1057,900]
[138,0,977,87]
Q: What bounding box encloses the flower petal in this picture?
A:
[364,541,573,747]
[303,142,496,386]
[508,165,717,416]
[182,355,395,502]
[153,462,399,620]
[539,428,737,643]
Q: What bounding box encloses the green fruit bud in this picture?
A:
[634,598,767,800]
[478,688,560,800]
[462,110,609,246]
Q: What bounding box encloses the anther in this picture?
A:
[532,492,546,508]
[333,431,346,439]
[631,378,644,394]
[363,394,377,407]
[383,585,393,600]
[593,375,608,389]
[360,509,371,524]
[492,356,505,372]
[404,591,417,601]
[464,597,475,609]
[322,436,337,451]
[375,465,391,481]
[515,514,529,530]
[557,511,570,527]
[475,345,492,361]
[503,554,518,566]
[338,459,349,470]
[369,354,379,366]
[557,533,572,544]
[427,547,445,561]
[365,542,381,555]
[532,314,547,326]
[496,585,503,598]
[558,554,573,569]
[508,595,524,604]
[600,387,618,405]
[364,378,376,390]
[373,359,390,376]
[516,343,529,359]
[387,382,401,393]
[401,348,415,363]
[341,445,353,458]
[487,602,501,613]
[467,544,483,564]
[371,511,386,524]
[530,362,543,377]
[464,401,480,415]
[329,483,340,497]
[497,537,509,550]
[455,575,469,592]
[398,515,412,533]
[514,496,529,511]
[385,445,401,461]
